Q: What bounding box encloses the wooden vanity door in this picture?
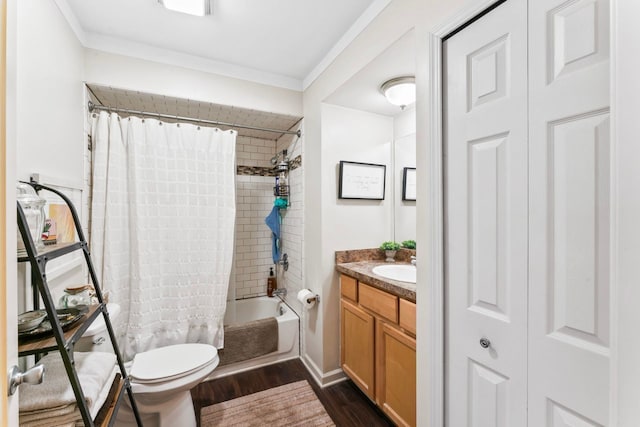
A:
[340,298,375,399]
[376,320,416,427]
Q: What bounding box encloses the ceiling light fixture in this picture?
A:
[158,0,211,16]
[380,76,416,110]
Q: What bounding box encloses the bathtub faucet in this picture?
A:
[273,288,287,297]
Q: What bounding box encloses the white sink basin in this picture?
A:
[372,264,416,284]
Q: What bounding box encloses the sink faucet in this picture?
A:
[273,288,287,297]
[411,256,417,266]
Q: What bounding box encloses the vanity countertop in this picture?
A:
[336,261,416,303]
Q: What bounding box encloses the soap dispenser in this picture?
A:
[267,267,277,297]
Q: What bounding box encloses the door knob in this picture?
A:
[8,364,45,396]
[479,337,491,349]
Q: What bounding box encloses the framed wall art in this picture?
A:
[402,167,416,201]
[338,161,386,200]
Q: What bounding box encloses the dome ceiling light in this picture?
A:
[380,76,416,110]
[158,0,211,16]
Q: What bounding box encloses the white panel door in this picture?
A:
[528,0,610,425]
[443,1,528,425]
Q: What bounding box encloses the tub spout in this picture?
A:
[273,288,287,297]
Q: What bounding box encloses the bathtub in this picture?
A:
[206,296,300,380]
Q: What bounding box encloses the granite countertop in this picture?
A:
[336,260,416,303]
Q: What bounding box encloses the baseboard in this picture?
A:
[301,353,347,388]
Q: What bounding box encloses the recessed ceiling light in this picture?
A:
[158,0,211,16]
[380,76,416,110]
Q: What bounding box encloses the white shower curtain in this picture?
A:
[90,111,236,360]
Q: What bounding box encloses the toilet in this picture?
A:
[77,304,219,427]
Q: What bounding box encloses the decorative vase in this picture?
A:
[385,250,397,263]
[16,183,46,251]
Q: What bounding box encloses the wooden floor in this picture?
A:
[191,359,394,426]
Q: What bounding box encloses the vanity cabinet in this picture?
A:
[339,274,416,427]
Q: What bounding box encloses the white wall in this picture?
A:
[16,0,85,186]
[299,103,393,380]
[84,50,302,118]
[322,104,393,251]
[14,0,87,306]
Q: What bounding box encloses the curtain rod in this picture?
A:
[87,101,302,138]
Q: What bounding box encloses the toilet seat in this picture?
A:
[130,343,218,384]
[118,343,220,427]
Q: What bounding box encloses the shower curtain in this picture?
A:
[90,111,236,360]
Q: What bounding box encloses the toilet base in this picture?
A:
[115,390,196,427]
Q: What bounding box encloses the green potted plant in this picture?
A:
[401,240,416,250]
[380,241,401,262]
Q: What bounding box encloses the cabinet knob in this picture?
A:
[479,337,491,349]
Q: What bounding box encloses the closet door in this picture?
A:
[528,0,610,425]
[443,0,528,425]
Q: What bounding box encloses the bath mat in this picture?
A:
[200,380,335,427]
[218,317,278,366]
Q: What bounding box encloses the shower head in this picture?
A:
[270,155,280,166]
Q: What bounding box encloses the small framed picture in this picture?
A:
[402,167,416,201]
[338,161,386,200]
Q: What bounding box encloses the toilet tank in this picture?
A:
[75,303,120,353]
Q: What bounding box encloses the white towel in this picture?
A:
[19,363,118,426]
[19,352,116,413]
[90,364,118,418]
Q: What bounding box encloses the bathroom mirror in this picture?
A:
[392,111,416,244]
[324,29,416,245]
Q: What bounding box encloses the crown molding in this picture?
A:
[53,0,390,92]
[53,0,302,90]
[302,0,391,90]
[85,33,303,91]
[53,0,87,45]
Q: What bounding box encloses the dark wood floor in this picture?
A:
[191,359,394,426]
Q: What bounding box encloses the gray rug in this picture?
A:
[218,317,278,366]
[200,380,335,427]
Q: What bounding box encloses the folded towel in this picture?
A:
[20,410,78,427]
[20,362,117,427]
[19,404,76,424]
[19,352,116,414]
[90,364,118,419]
[19,403,75,418]
[265,206,281,264]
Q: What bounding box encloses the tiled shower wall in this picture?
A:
[275,128,304,313]
[233,136,277,298]
[234,129,304,304]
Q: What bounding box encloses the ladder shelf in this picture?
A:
[16,182,142,427]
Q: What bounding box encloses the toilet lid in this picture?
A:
[130,343,218,384]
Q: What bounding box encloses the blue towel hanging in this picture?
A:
[265,206,281,264]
